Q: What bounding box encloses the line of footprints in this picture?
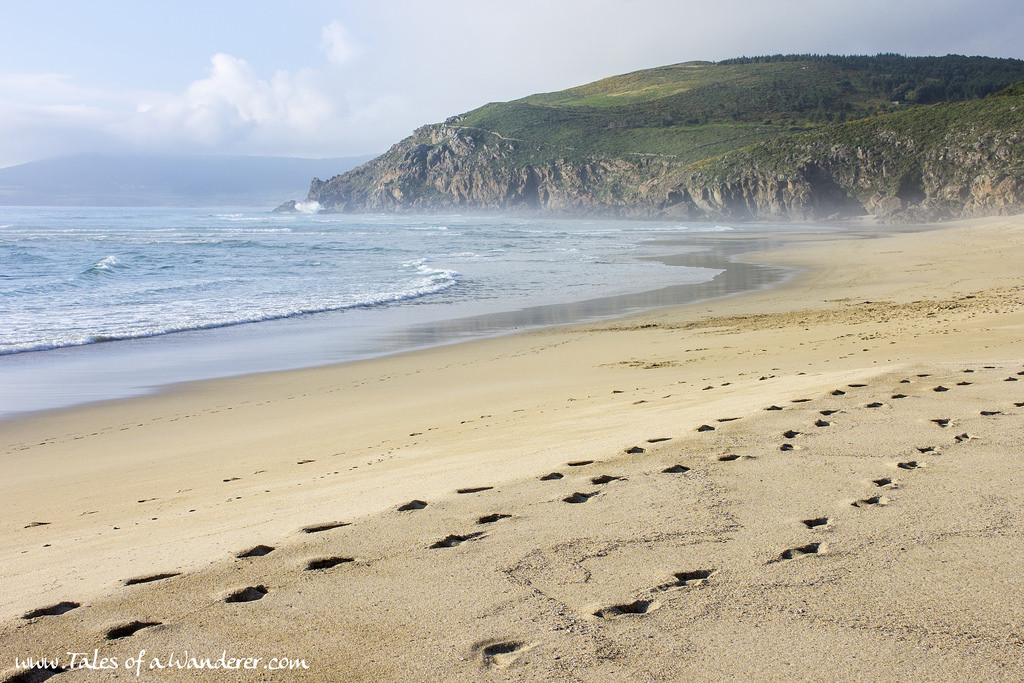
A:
[12,366,1024,677]
[767,367,1021,565]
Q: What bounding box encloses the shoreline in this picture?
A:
[4,214,1024,680]
[0,223,802,420]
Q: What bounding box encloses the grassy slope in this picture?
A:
[451,55,1024,167]
[311,55,1024,217]
[713,92,1024,197]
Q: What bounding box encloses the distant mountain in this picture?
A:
[282,54,1024,223]
[0,153,375,207]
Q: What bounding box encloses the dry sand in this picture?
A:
[3,215,1024,681]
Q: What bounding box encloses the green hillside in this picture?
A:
[652,89,1024,222]
[452,54,1024,165]
[292,54,1024,222]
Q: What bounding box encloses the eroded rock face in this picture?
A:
[296,107,1024,223]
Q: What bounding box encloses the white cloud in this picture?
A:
[108,50,415,161]
[125,52,403,157]
[0,73,136,165]
[140,54,313,142]
[321,21,359,67]
[0,18,400,166]
[0,1,1022,168]
[0,51,406,166]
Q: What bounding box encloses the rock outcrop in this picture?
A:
[296,124,660,215]
[282,95,1024,223]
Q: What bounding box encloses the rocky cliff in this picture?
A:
[651,96,1024,222]
[282,124,665,216]
[278,56,1024,223]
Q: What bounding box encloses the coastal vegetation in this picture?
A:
[284,55,1024,222]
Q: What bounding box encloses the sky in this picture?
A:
[0,0,1022,168]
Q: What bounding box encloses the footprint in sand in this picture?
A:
[647,437,672,443]
[302,521,350,534]
[981,410,1003,416]
[831,389,846,396]
[305,557,354,570]
[105,621,162,640]
[776,542,822,561]
[891,393,908,399]
[397,500,428,511]
[563,491,599,504]
[656,569,714,591]
[473,640,532,669]
[852,496,887,508]
[430,532,484,549]
[593,599,660,619]
[779,444,795,452]
[782,430,800,439]
[124,572,180,586]
[931,418,950,427]
[662,465,690,474]
[814,419,831,427]
[457,486,494,494]
[24,521,50,528]
[897,461,920,470]
[224,586,269,603]
[801,517,829,529]
[820,409,839,416]
[933,386,949,392]
[696,424,716,432]
[765,405,784,411]
[590,475,621,485]
[477,513,512,525]
[865,402,884,409]
[539,472,564,481]
[625,446,646,454]
[22,601,80,619]
[236,545,275,558]
[567,460,594,467]
[873,477,896,488]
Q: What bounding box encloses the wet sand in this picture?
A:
[3,215,1024,681]
[0,226,788,419]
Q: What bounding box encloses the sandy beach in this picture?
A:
[3,214,1024,681]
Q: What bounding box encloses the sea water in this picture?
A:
[0,207,795,417]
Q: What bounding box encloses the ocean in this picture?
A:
[0,207,800,417]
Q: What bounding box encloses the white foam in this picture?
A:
[294,200,322,214]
